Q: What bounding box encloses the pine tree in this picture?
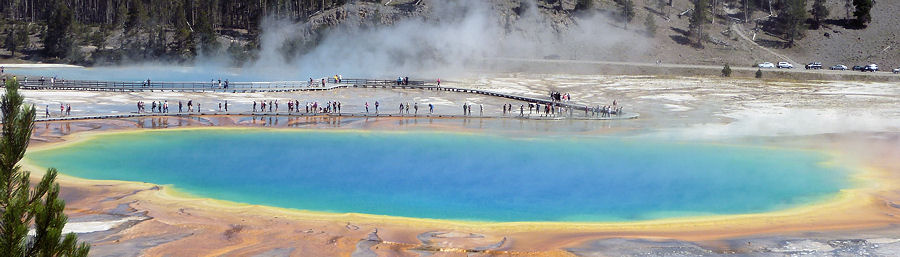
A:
[114,1,128,28]
[721,64,732,77]
[172,0,194,58]
[42,2,74,59]
[3,27,25,57]
[3,30,14,57]
[0,78,90,257]
[16,25,29,55]
[616,0,635,29]
[755,68,763,78]
[844,0,853,23]
[575,0,593,12]
[852,0,873,27]
[780,0,808,47]
[195,2,219,54]
[811,0,829,29]
[125,0,147,33]
[690,0,710,47]
[644,14,657,37]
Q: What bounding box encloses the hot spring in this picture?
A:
[26,128,850,222]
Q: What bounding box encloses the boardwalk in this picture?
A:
[15,77,634,117]
[16,78,417,92]
[35,111,638,123]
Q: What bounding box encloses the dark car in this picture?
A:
[852,65,865,71]
[805,62,823,69]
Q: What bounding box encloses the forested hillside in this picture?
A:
[0,0,367,64]
[0,0,889,69]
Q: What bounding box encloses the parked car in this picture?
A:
[758,62,775,68]
[864,64,879,72]
[893,67,900,74]
[830,65,848,70]
[777,62,794,69]
[852,65,865,71]
[805,62,823,69]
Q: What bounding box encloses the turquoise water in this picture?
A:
[27,129,849,222]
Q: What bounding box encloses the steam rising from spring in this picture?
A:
[243,0,650,79]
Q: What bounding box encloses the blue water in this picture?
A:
[27,129,849,222]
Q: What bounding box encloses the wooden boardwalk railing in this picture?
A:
[12,77,633,115]
[14,78,424,92]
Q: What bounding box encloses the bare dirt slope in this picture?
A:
[638,0,899,69]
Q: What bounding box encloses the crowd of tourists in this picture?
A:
[550,91,571,102]
[393,102,435,115]
[137,100,214,113]
[253,100,344,114]
[460,103,483,116]
[588,100,624,117]
[0,75,67,88]
[43,103,72,118]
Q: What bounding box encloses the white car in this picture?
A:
[894,67,900,74]
[864,64,878,72]
[777,62,794,69]
[758,62,775,68]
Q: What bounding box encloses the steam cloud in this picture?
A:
[242,0,650,80]
[10,0,651,82]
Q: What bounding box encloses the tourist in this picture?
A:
[428,103,433,114]
[45,105,49,118]
[400,103,404,114]
[225,101,228,112]
[219,102,222,111]
[479,104,483,116]
[365,102,369,113]
[462,103,467,115]
[520,105,524,117]
[405,102,410,114]
[197,103,200,112]
[414,103,418,115]
[66,104,71,116]
[375,101,379,113]
[253,101,257,112]
[437,78,441,87]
